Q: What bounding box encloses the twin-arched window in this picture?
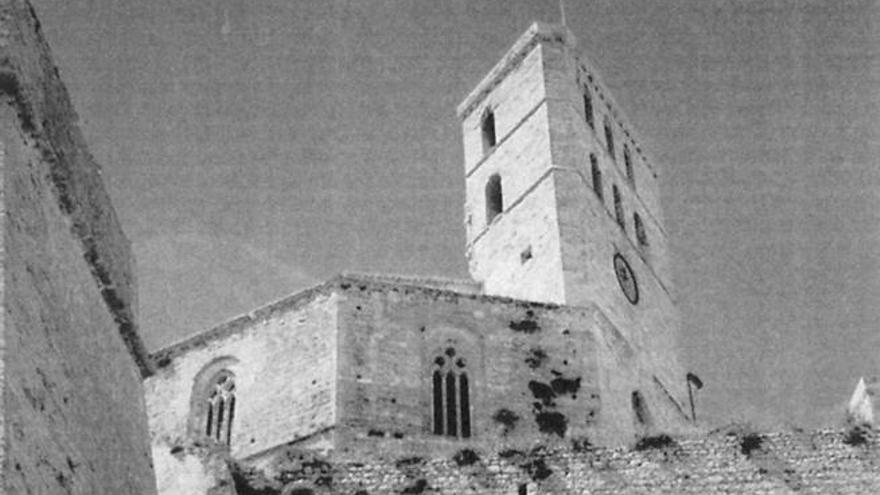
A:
[432,347,471,438]
[204,371,236,445]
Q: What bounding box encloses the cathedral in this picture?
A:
[145,20,695,493]
[1,1,877,493]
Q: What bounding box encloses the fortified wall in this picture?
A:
[192,426,880,494]
[0,1,156,493]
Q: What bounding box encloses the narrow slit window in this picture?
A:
[634,213,648,247]
[632,390,652,427]
[613,185,624,230]
[432,371,444,435]
[583,88,594,129]
[590,154,602,201]
[624,145,634,187]
[445,371,457,437]
[205,402,213,437]
[226,396,235,444]
[604,117,615,160]
[460,373,471,438]
[485,174,503,224]
[481,109,496,152]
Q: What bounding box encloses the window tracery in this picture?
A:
[432,347,471,438]
[204,371,236,445]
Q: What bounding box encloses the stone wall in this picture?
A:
[146,288,339,467]
[148,275,692,487]
[232,427,880,494]
[332,279,603,462]
[0,1,155,492]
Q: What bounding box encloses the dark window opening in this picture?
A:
[481,109,496,152]
[460,374,471,438]
[520,246,533,264]
[226,397,235,444]
[518,484,528,495]
[432,348,471,438]
[604,118,615,160]
[205,402,213,436]
[445,371,457,437]
[613,185,624,230]
[583,89,593,129]
[624,145,634,186]
[433,371,444,435]
[634,213,648,247]
[485,174,503,224]
[632,390,651,426]
[590,154,602,201]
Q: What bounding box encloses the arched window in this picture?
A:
[481,109,496,153]
[590,154,602,201]
[604,117,615,160]
[624,145,634,187]
[583,88,594,129]
[204,372,236,445]
[634,212,648,247]
[432,347,471,438]
[485,174,502,224]
[613,185,624,230]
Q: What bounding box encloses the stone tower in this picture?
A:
[458,22,683,397]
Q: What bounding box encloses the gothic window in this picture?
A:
[590,154,602,201]
[583,88,594,129]
[432,347,471,438]
[204,372,236,445]
[634,212,648,247]
[481,109,496,153]
[624,145,634,187]
[485,174,503,224]
[604,117,615,160]
[613,185,624,230]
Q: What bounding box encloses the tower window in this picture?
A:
[634,213,648,247]
[485,174,503,224]
[204,372,236,445]
[431,348,471,438]
[624,145,634,187]
[631,390,652,427]
[583,88,593,129]
[481,109,496,153]
[520,245,533,264]
[604,117,615,160]
[590,154,602,201]
[613,185,624,230]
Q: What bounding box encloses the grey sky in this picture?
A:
[31,0,880,429]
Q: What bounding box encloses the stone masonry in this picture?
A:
[0,1,156,493]
[228,426,880,494]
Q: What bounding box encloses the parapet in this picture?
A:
[456,21,575,120]
[0,0,151,376]
[229,427,880,493]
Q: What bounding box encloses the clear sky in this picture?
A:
[31,0,879,429]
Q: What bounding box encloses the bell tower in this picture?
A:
[457,22,684,402]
